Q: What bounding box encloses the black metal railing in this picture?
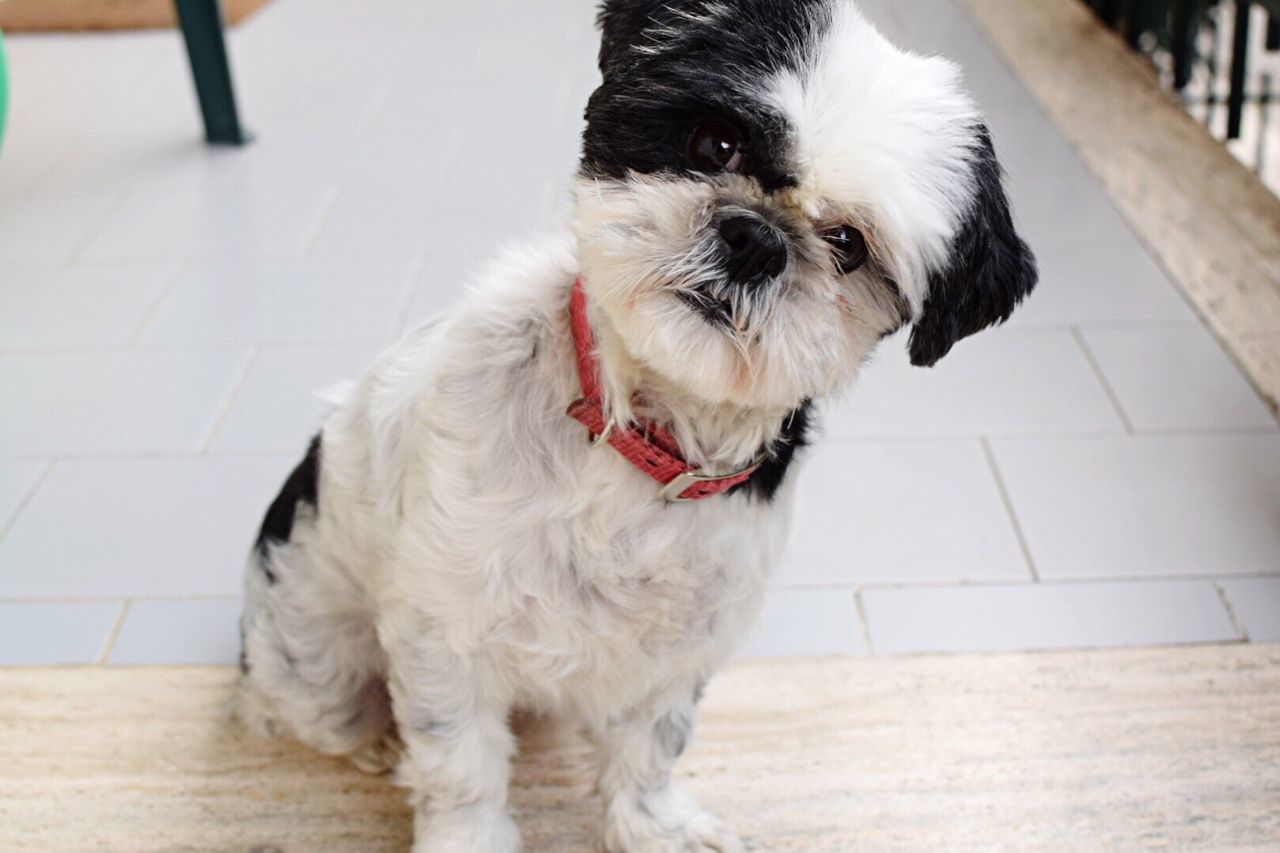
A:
[1086,0,1280,186]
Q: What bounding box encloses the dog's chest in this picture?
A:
[489,495,788,708]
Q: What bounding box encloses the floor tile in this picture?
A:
[211,345,377,452]
[309,183,555,261]
[0,456,296,597]
[1004,152,1138,250]
[991,435,1280,578]
[221,129,358,190]
[137,256,420,347]
[1218,578,1280,642]
[1081,326,1278,431]
[859,0,1001,83]
[400,253,474,332]
[1011,236,1197,328]
[0,461,49,534]
[862,580,1238,655]
[81,180,333,261]
[338,110,468,189]
[368,51,581,132]
[0,194,123,263]
[777,440,1030,586]
[982,100,1080,173]
[0,263,180,350]
[232,30,425,119]
[0,601,122,665]
[239,0,446,40]
[825,329,1125,438]
[34,132,248,198]
[109,599,243,665]
[4,30,170,89]
[0,123,72,197]
[6,35,191,139]
[738,588,864,659]
[0,349,247,455]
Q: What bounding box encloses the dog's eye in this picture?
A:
[821,225,869,274]
[687,123,743,173]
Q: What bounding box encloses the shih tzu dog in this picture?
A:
[234,1,1037,851]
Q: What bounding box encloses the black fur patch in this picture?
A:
[586,0,830,190]
[253,433,322,566]
[908,128,1038,367]
[732,401,813,503]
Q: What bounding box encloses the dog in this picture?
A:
[234,1,1037,850]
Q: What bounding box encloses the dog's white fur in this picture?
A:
[235,4,1007,851]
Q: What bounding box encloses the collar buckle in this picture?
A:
[657,456,766,503]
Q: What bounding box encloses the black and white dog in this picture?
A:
[235,2,1037,850]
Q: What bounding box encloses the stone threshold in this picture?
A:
[2,644,1278,850]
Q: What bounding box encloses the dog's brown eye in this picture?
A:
[821,225,869,274]
[687,123,743,173]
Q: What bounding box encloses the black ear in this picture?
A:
[908,127,1038,367]
[597,0,666,76]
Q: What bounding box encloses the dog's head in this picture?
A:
[572,0,1037,410]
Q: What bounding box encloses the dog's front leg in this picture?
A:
[595,684,744,853]
[385,622,519,853]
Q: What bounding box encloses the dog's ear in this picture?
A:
[597,0,666,76]
[908,127,1038,367]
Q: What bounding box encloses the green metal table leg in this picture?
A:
[174,0,250,145]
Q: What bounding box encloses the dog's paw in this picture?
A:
[603,791,744,853]
[348,733,402,776]
[227,681,286,742]
[412,805,521,853]
[670,811,746,853]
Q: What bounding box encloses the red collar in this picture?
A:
[566,278,764,503]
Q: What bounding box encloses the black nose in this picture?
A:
[718,215,787,284]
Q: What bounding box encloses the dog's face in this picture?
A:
[572,0,1037,411]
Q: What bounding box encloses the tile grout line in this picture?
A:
[1212,581,1251,642]
[300,186,342,257]
[757,571,1280,592]
[126,259,191,346]
[197,345,262,452]
[390,252,431,338]
[66,191,133,263]
[0,594,242,605]
[853,589,876,655]
[1071,327,1136,434]
[1,337,396,358]
[97,600,131,665]
[815,425,1280,445]
[0,449,294,464]
[4,574,1278,606]
[980,437,1041,582]
[0,459,56,542]
[10,145,75,197]
[356,78,396,132]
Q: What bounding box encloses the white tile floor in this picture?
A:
[0,0,1277,665]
